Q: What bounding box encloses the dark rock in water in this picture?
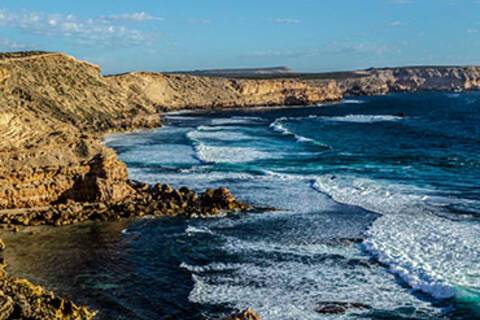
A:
[316,301,371,314]
[224,308,262,320]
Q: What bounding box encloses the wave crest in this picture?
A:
[312,174,480,300]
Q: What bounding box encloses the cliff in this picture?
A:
[0,52,341,211]
[0,52,160,211]
[108,72,341,110]
[329,66,480,96]
[2,52,480,212]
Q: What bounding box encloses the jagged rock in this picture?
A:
[0,183,250,227]
[315,301,371,314]
[0,291,13,320]
[225,308,262,320]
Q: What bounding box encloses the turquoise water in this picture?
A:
[4,92,479,319]
[105,92,480,319]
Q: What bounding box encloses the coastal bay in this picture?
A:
[0,52,480,319]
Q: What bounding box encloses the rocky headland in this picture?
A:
[1,51,480,318]
[334,66,480,96]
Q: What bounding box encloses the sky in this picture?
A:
[0,0,479,74]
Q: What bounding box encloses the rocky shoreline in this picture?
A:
[1,51,480,319]
[0,183,249,228]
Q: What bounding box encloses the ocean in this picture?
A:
[3,92,480,319]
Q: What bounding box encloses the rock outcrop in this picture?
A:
[0,52,160,211]
[335,66,480,96]
[0,184,249,227]
[224,308,262,320]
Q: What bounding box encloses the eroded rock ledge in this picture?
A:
[0,183,249,228]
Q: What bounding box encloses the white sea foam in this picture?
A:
[165,115,204,121]
[187,128,253,142]
[312,174,480,300]
[324,114,403,123]
[187,246,441,320]
[269,118,324,146]
[194,144,275,164]
[185,225,214,235]
[342,99,366,104]
[210,116,264,125]
[126,167,257,190]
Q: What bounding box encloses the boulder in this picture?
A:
[225,308,262,320]
[315,301,371,314]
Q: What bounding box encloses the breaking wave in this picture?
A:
[312,175,480,301]
[269,117,327,146]
[324,114,404,123]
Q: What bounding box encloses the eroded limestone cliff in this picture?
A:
[0,53,159,211]
[335,66,480,96]
[109,72,341,110]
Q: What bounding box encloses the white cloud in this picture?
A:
[324,41,394,56]
[390,20,404,27]
[0,9,155,46]
[467,28,479,33]
[0,37,29,50]
[273,18,301,25]
[100,12,163,22]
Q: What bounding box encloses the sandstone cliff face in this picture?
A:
[337,66,480,96]
[0,53,160,210]
[108,72,341,110]
[0,52,341,210]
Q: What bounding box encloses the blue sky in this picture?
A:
[0,0,479,74]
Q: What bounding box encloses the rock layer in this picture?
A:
[335,66,480,96]
[108,72,341,110]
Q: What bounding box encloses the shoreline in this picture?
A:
[1,51,480,319]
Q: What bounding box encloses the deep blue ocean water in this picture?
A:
[3,92,480,319]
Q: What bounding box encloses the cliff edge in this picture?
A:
[0,52,341,211]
